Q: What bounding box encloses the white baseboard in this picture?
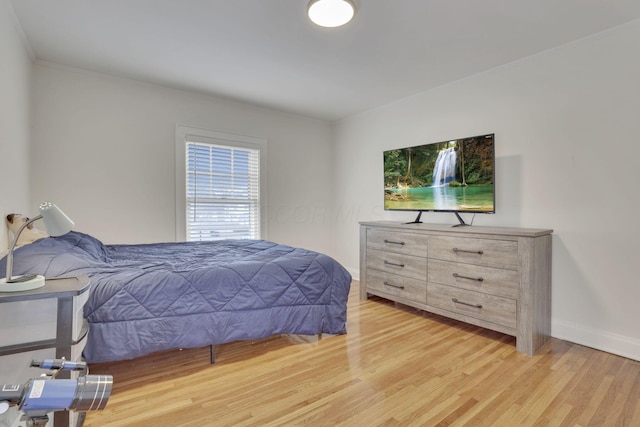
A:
[552,320,640,361]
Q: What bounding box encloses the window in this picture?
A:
[175,126,267,241]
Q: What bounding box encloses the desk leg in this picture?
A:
[54,297,73,427]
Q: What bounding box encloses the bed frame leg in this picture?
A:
[210,345,215,364]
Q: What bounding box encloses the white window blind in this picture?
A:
[186,140,260,241]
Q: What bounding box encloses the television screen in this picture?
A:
[384,133,495,218]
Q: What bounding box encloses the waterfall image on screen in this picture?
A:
[432,147,457,187]
[384,133,495,213]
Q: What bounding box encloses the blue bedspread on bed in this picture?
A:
[1,232,351,363]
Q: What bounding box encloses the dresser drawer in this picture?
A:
[428,259,519,299]
[367,269,427,304]
[427,283,517,330]
[429,236,518,270]
[367,248,427,281]
[366,228,427,257]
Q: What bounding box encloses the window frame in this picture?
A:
[175,125,267,242]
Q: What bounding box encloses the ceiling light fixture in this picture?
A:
[308,0,356,28]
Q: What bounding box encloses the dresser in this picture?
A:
[359,221,552,355]
[0,275,91,427]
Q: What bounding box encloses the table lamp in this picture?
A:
[0,202,74,292]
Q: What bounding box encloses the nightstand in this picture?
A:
[0,275,91,427]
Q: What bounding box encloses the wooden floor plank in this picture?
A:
[84,281,640,426]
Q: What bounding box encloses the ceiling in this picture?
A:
[8,0,640,121]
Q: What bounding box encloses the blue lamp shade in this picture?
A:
[1,201,74,292]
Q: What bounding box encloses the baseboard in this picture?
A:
[347,267,359,282]
[552,320,640,362]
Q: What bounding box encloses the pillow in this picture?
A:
[0,231,109,278]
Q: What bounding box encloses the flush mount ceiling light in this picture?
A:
[308,0,356,28]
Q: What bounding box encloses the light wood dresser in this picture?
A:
[359,221,552,355]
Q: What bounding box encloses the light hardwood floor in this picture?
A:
[84,281,640,426]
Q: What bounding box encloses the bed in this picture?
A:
[0,232,351,363]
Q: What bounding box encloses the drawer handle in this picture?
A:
[384,239,405,246]
[452,273,484,282]
[452,298,483,309]
[452,247,484,255]
[384,281,405,290]
[384,260,405,268]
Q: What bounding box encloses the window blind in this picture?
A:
[186,141,260,241]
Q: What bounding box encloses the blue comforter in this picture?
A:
[1,232,351,363]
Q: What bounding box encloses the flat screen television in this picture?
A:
[383,133,495,226]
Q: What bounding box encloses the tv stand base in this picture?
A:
[405,211,424,224]
[452,211,470,227]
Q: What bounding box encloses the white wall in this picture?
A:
[0,4,36,424]
[31,63,337,256]
[0,1,32,251]
[332,20,640,360]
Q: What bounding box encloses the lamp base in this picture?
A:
[0,275,46,292]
